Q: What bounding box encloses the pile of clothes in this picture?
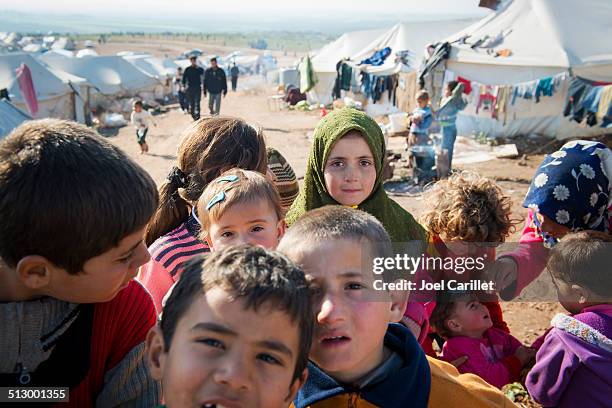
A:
[564,77,612,128]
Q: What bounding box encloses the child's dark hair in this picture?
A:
[421,172,517,243]
[447,80,459,92]
[0,119,158,274]
[144,117,267,246]
[160,245,314,383]
[430,291,477,338]
[416,90,430,102]
[133,100,143,109]
[547,230,612,298]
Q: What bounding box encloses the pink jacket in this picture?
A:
[440,327,523,389]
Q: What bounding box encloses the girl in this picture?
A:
[139,117,267,312]
[404,172,517,355]
[527,231,612,407]
[286,107,425,245]
[486,141,612,301]
[196,168,285,251]
[430,292,535,389]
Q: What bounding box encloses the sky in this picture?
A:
[0,0,489,18]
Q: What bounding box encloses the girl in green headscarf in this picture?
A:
[286,107,426,244]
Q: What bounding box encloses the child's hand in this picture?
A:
[514,346,536,366]
[483,257,518,294]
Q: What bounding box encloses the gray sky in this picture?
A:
[0,0,489,17]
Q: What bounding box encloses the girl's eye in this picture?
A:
[360,160,373,167]
[329,160,344,168]
[252,225,264,232]
[220,231,234,238]
[198,338,225,349]
[257,353,282,365]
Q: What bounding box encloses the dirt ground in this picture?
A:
[95,40,568,345]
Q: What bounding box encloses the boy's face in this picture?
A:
[287,238,405,384]
[201,200,285,251]
[147,287,306,408]
[324,131,377,207]
[417,98,428,108]
[135,104,142,112]
[448,297,492,338]
[46,227,149,303]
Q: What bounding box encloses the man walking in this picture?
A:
[182,56,204,120]
[230,63,239,92]
[203,57,227,116]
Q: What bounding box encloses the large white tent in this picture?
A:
[40,54,160,98]
[0,53,82,121]
[307,19,475,107]
[439,0,612,139]
[0,99,31,139]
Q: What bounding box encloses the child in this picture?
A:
[130,100,157,154]
[146,245,313,408]
[403,172,516,352]
[285,107,425,246]
[430,292,535,389]
[196,168,285,250]
[526,231,612,407]
[139,117,267,312]
[279,206,518,407]
[0,119,160,406]
[408,90,434,146]
[437,81,467,173]
[485,140,611,301]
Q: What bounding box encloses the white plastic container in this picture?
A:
[388,112,408,133]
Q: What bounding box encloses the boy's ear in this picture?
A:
[388,284,409,323]
[286,367,308,403]
[16,255,54,291]
[145,325,167,381]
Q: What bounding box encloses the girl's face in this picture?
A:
[205,199,285,251]
[324,131,376,207]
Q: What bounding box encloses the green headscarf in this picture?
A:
[286,108,426,244]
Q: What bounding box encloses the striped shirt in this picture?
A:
[138,214,209,313]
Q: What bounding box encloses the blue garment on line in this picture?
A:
[359,47,392,66]
[535,77,554,103]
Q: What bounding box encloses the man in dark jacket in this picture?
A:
[203,57,227,116]
[181,56,204,120]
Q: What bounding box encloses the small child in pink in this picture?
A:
[430,292,535,388]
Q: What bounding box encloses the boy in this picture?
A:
[0,119,161,406]
[146,245,313,408]
[130,100,156,154]
[408,90,434,146]
[278,206,517,407]
[437,81,467,174]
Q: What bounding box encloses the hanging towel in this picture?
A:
[456,76,472,94]
[299,55,317,94]
[15,64,38,116]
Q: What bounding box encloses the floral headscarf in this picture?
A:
[523,140,612,233]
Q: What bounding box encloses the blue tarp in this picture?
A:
[0,99,31,139]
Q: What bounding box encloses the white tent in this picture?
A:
[308,20,474,107]
[40,55,159,97]
[439,0,612,139]
[308,27,386,106]
[76,49,98,58]
[123,54,177,79]
[51,37,76,51]
[0,53,81,120]
[0,99,31,139]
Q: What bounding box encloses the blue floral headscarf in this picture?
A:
[524,140,612,233]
